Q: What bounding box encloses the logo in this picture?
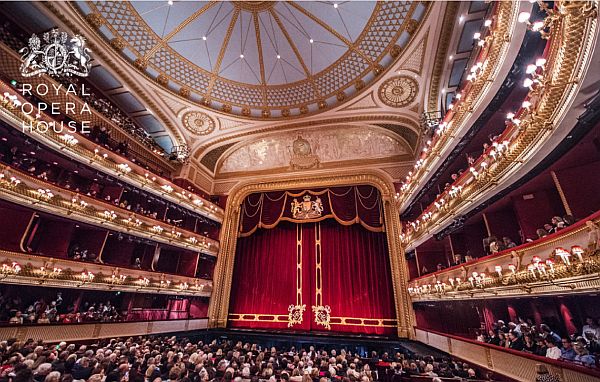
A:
[19,29,92,77]
[291,194,324,220]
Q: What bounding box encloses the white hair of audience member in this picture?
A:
[44,371,61,382]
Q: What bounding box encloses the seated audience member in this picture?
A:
[507,331,524,351]
[574,343,596,367]
[560,337,576,361]
[503,236,517,249]
[552,216,566,231]
[545,338,561,360]
[582,316,600,339]
[587,220,600,251]
[537,228,549,239]
[523,334,537,353]
[535,337,548,357]
[486,329,501,346]
[541,324,562,346]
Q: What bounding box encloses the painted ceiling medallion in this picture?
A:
[182,111,215,135]
[81,1,428,119]
[378,75,419,108]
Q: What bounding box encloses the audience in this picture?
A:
[0,291,121,325]
[0,335,495,382]
[477,318,599,369]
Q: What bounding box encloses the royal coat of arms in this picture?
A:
[19,29,92,77]
[291,194,324,219]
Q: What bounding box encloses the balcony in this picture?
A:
[0,165,219,255]
[0,317,207,342]
[0,80,224,223]
[0,249,212,296]
[408,210,600,301]
[415,328,600,382]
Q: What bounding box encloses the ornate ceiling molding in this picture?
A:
[73,1,431,120]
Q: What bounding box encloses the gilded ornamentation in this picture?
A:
[289,135,320,170]
[378,76,419,108]
[312,305,332,330]
[182,111,215,136]
[291,194,324,219]
[406,18,419,34]
[221,104,232,113]
[318,100,327,109]
[355,79,365,90]
[287,304,306,327]
[156,73,168,86]
[109,37,125,51]
[77,1,429,119]
[179,87,191,98]
[133,58,147,70]
[85,12,105,29]
[336,92,346,102]
[241,107,251,116]
[372,64,385,76]
[390,45,402,58]
[261,109,270,118]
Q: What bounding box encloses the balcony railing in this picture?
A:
[408,211,600,301]
[0,249,212,296]
[415,327,600,382]
[0,317,208,342]
[0,164,218,255]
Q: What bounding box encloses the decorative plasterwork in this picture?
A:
[399,30,428,75]
[378,75,419,108]
[338,91,379,111]
[217,126,412,175]
[182,111,216,135]
[74,1,430,119]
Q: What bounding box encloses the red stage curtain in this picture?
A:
[229,222,298,330]
[228,220,396,335]
[318,220,396,335]
[239,186,383,236]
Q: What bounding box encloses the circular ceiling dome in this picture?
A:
[81,1,427,118]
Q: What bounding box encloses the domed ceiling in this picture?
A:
[77,0,427,118]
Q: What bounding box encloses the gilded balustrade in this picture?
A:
[0,249,212,296]
[0,165,219,255]
[408,212,600,301]
[0,318,208,342]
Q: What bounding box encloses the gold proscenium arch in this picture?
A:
[208,170,416,338]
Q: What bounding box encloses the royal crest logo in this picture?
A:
[19,29,92,78]
[291,194,324,220]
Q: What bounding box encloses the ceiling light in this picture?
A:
[473,32,481,40]
[202,36,207,41]
[309,38,314,44]
[536,58,547,67]
[240,54,244,59]
[449,55,453,61]
[333,3,338,8]
[168,0,173,5]
[459,15,465,23]
[277,54,281,59]
[484,19,492,27]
